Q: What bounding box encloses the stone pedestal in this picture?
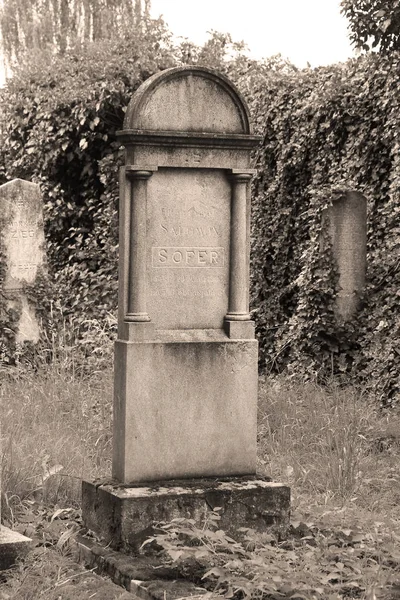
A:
[82,478,290,553]
[113,333,258,483]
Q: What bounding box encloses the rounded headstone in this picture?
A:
[123,66,251,134]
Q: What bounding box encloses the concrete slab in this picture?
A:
[77,534,230,599]
[0,526,32,570]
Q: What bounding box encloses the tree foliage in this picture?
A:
[341,0,400,52]
[0,13,175,361]
[0,0,151,66]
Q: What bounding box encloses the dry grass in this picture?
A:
[1,352,400,598]
[0,320,115,516]
[257,375,400,506]
[1,367,112,512]
[2,362,400,515]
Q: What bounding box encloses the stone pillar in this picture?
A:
[324,191,367,321]
[125,169,154,323]
[226,172,252,320]
[224,171,255,339]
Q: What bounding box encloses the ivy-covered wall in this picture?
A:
[0,23,175,343]
[250,52,399,404]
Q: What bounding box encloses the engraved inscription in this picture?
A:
[152,247,224,268]
[149,289,224,298]
[184,150,201,165]
[10,229,36,239]
[9,262,38,283]
[161,200,219,221]
[160,225,220,237]
[146,168,230,329]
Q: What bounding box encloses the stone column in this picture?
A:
[224,172,254,339]
[125,169,153,323]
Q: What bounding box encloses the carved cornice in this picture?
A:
[117,129,262,149]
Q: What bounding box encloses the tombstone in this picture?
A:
[0,423,32,568]
[0,179,46,343]
[323,191,367,321]
[82,67,290,551]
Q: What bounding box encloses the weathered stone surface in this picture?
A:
[109,66,261,484]
[0,526,32,570]
[123,66,251,133]
[82,478,290,553]
[0,178,46,343]
[323,191,367,321]
[78,534,214,598]
[146,168,230,330]
[113,335,258,483]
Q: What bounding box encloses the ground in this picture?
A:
[1,367,400,598]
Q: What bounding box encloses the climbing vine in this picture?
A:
[250,52,400,403]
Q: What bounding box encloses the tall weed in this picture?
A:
[0,319,114,515]
[257,376,399,504]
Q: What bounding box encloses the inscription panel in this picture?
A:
[146,168,230,329]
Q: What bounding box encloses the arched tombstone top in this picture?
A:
[0,178,40,194]
[123,66,252,134]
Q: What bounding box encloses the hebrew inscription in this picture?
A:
[146,168,230,329]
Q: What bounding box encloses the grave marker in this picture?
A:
[324,191,367,321]
[0,179,46,343]
[83,67,290,551]
[0,422,32,567]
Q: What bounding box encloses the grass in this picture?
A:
[0,364,113,515]
[1,344,400,598]
[257,376,400,510]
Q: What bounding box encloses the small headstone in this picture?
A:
[323,191,367,321]
[0,179,46,343]
[0,424,32,568]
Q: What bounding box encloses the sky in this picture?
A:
[150,0,355,68]
[0,0,355,85]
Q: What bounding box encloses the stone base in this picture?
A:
[82,476,290,553]
[0,526,32,570]
[76,534,214,599]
